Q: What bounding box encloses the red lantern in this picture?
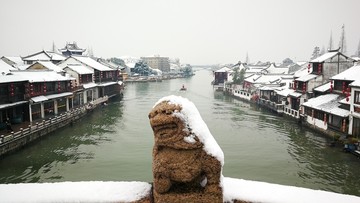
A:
[302,83,306,93]
[43,83,47,93]
[342,82,346,94]
[30,84,34,96]
[342,119,346,132]
[330,80,333,93]
[308,64,311,73]
[318,64,322,74]
[324,114,327,125]
[10,83,14,96]
[294,81,297,90]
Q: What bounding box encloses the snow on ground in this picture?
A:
[1,178,359,203]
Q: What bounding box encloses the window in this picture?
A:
[354,91,360,104]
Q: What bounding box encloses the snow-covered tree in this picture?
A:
[320,46,326,55]
[311,46,320,59]
[282,58,293,65]
[180,64,193,77]
[232,66,245,85]
[338,24,347,54]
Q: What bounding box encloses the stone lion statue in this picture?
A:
[149,95,224,202]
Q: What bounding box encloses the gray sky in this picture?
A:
[1,0,359,65]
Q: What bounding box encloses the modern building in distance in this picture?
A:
[141,55,170,72]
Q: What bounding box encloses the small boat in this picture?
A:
[180,85,187,91]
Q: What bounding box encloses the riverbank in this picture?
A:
[225,88,360,158]
[0,96,110,158]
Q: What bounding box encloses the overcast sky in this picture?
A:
[0,0,359,65]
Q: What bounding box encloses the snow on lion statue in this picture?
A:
[149,95,224,203]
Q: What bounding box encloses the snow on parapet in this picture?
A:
[154,95,224,165]
[0,181,151,203]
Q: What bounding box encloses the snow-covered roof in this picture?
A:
[1,178,360,203]
[97,81,118,87]
[65,64,93,75]
[31,95,48,103]
[275,88,295,97]
[22,51,53,61]
[0,60,17,74]
[83,82,97,89]
[289,91,302,98]
[46,92,73,100]
[154,95,224,165]
[215,67,233,73]
[72,56,113,71]
[1,56,24,65]
[264,63,289,74]
[0,74,28,84]
[259,86,274,91]
[350,80,360,87]
[314,82,331,92]
[0,101,28,110]
[302,94,349,117]
[293,66,312,78]
[310,51,339,63]
[33,61,64,73]
[11,71,72,82]
[47,51,66,61]
[296,74,318,82]
[331,65,360,81]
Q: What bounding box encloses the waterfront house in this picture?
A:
[10,70,74,122]
[21,50,66,65]
[285,50,354,120]
[212,67,233,91]
[58,56,122,98]
[0,73,28,129]
[349,79,360,138]
[301,64,360,136]
[63,64,97,107]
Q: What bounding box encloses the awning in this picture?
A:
[0,101,28,110]
[46,92,73,100]
[98,82,117,87]
[83,83,97,89]
[289,92,302,98]
[31,95,48,103]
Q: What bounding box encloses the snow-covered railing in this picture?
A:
[284,107,300,119]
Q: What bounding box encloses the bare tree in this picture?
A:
[320,45,325,55]
[338,24,347,54]
[328,31,333,51]
[245,52,249,64]
[311,46,320,60]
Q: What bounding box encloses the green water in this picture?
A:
[0,69,359,196]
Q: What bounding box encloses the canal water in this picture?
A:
[0,69,359,196]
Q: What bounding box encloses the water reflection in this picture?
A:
[0,100,124,183]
